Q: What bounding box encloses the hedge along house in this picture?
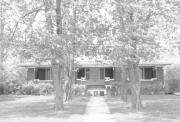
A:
[21,58,170,96]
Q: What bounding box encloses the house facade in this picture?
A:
[23,62,169,96]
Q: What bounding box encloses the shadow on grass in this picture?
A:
[105,96,133,114]
[0,95,89,119]
[61,97,89,118]
[142,95,180,121]
[0,95,26,102]
[105,95,180,121]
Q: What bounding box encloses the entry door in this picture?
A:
[90,68,99,81]
[100,91,104,96]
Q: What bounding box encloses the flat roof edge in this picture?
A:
[20,63,171,68]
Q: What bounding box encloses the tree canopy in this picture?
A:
[0,0,179,110]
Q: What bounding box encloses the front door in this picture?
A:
[100,91,104,96]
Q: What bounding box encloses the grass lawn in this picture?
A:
[0,95,89,122]
[105,95,180,122]
[1,94,180,122]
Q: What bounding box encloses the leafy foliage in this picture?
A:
[21,81,54,95]
[164,64,180,94]
[0,0,179,110]
[4,80,53,95]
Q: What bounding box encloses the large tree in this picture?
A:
[1,0,179,111]
[109,0,178,110]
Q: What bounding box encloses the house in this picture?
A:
[21,60,170,96]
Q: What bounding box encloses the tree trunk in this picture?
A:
[68,70,75,100]
[52,60,64,110]
[51,0,64,110]
[43,0,53,34]
[0,0,5,83]
[120,66,128,101]
[127,61,142,110]
[56,0,62,35]
[65,58,76,101]
[44,0,64,110]
[64,0,77,101]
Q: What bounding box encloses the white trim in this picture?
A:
[140,78,157,82]
[87,89,107,96]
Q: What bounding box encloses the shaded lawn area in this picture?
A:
[0,95,89,122]
[106,95,180,122]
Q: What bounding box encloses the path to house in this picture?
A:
[83,97,115,122]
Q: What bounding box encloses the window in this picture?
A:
[105,68,114,79]
[77,68,85,79]
[77,68,90,79]
[100,68,114,79]
[140,67,156,79]
[35,68,51,80]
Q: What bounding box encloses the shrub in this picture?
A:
[39,82,54,95]
[22,83,35,95]
[164,64,180,94]
[0,60,28,95]
[0,83,4,94]
[21,81,54,95]
[141,82,164,95]
[3,80,54,95]
[164,79,179,94]
[7,81,22,94]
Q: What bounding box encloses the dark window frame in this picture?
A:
[140,67,156,80]
[77,68,90,80]
[35,68,51,80]
[100,67,114,79]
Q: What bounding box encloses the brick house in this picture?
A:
[22,60,169,96]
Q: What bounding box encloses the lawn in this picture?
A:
[0,95,89,122]
[1,95,180,122]
[105,95,180,122]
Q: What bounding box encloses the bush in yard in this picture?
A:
[0,66,28,94]
[21,81,36,95]
[141,82,164,95]
[39,82,54,95]
[21,80,54,95]
[164,64,180,94]
[7,81,22,94]
[0,83,4,94]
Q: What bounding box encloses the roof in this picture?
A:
[20,64,51,68]
[20,62,170,68]
[139,63,171,67]
[20,56,171,68]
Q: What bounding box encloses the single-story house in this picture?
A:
[21,60,170,96]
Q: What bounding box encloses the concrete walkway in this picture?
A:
[83,97,115,122]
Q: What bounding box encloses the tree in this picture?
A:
[107,0,179,110]
[1,0,178,111]
[45,0,64,110]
